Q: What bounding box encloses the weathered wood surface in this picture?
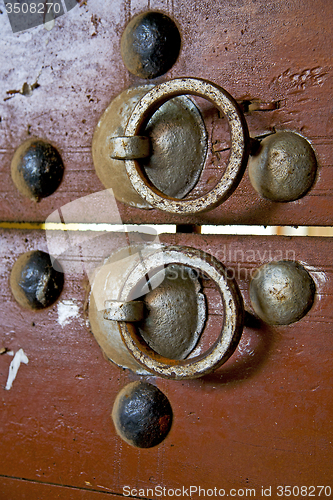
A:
[0,230,332,497]
[0,0,332,225]
[0,477,124,499]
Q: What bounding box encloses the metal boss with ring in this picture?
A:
[89,245,245,380]
[92,77,250,213]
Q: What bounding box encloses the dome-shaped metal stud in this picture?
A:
[10,250,64,310]
[11,138,64,202]
[249,260,315,325]
[112,381,173,448]
[121,12,181,79]
[248,131,317,202]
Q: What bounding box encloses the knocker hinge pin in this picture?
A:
[109,136,150,160]
[104,300,145,322]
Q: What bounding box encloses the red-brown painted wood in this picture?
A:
[1,0,332,496]
[0,230,332,498]
[0,477,126,499]
[0,0,332,225]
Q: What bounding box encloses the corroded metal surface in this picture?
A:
[91,242,244,379]
[119,245,245,379]
[137,265,206,360]
[92,84,207,208]
[109,136,150,160]
[89,246,207,370]
[112,381,173,448]
[11,139,64,202]
[249,260,316,325]
[248,131,318,202]
[104,300,145,322]
[124,78,250,213]
[88,245,152,374]
[120,11,181,79]
[10,250,64,310]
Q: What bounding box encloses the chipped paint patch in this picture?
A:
[0,348,13,356]
[57,299,80,327]
[5,349,29,391]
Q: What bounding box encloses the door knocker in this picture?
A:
[93,77,317,213]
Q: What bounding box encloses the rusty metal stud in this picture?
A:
[249,260,316,325]
[124,78,249,214]
[11,138,64,202]
[112,381,173,448]
[248,131,317,202]
[121,12,181,79]
[117,246,244,380]
[10,250,64,310]
[92,84,207,208]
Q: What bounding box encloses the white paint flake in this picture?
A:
[5,349,29,391]
[57,299,80,327]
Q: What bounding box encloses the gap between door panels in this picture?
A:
[0,222,333,237]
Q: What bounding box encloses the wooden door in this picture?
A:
[0,0,332,498]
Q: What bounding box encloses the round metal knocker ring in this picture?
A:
[124,78,250,214]
[118,246,244,379]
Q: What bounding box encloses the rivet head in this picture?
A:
[250,260,315,325]
[121,12,181,79]
[10,250,64,310]
[248,131,317,202]
[112,381,173,448]
[11,139,64,201]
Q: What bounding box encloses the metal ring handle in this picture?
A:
[118,246,244,380]
[124,78,250,214]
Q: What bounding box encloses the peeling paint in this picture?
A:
[57,299,80,327]
[0,348,13,356]
[5,349,29,391]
